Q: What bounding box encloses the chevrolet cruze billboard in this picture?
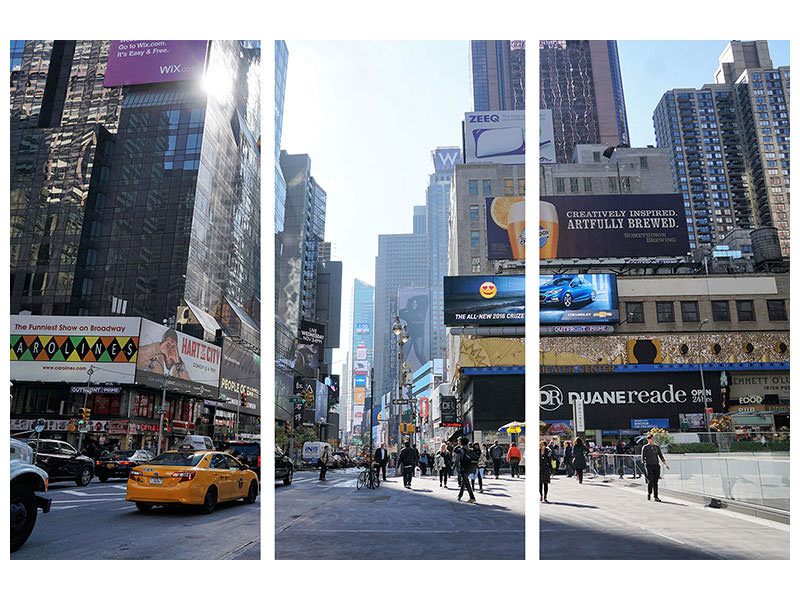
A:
[443,275,525,326]
[539,273,619,323]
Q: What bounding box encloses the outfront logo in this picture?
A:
[479,281,497,299]
[539,384,563,411]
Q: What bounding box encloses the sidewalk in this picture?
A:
[540,473,789,559]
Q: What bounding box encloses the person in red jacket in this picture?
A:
[507,442,522,478]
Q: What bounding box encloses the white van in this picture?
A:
[302,441,331,465]
[176,435,215,451]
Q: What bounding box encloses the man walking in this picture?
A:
[641,434,670,501]
[489,440,503,479]
[373,443,389,481]
[399,441,416,488]
[318,445,332,481]
[455,437,476,503]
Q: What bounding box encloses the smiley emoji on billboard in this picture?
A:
[479,281,497,299]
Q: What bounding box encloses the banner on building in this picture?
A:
[398,288,431,373]
[440,395,460,427]
[443,275,525,326]
[293,320,325,378]
[218,338,260,416]
[464,111,525,166]
[10,316,140,384]
[104,40,208,87]
[486,197,525,260]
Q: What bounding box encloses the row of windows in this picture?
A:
[555,176,631,194]
[467,178,525,196]
[625,299,787,324]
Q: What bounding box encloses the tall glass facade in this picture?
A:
[470,40,525,112]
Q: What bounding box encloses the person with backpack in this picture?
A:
[489,440,503,478]
[507,442,522,477]
[468,442,485,492]
[399,440,416,488]
[455,436,476,503]
[435,443,452,488]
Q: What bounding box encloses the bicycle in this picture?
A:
[356,462,381,490]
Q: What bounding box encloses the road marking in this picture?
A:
[283,529,517,533]
[50,505,81,511]
[52,492,127,497]
[51,498,126,504]
[111,485,128,490]
[61,490,89,496]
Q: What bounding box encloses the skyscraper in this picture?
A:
[539,40,630,163]
[346,279,374,437]
[653,40,790,254]
[275,40,289,236]
[470,40,525,111]
[10,40,261,325]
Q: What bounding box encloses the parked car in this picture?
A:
[216,440,260,478]
[11,439,52,552]
[126,450,258,513]
[95,449,154,482]
[275,445,293,486]
[26,439,95,486]
[175,435,215,451]
[540,275,596,308]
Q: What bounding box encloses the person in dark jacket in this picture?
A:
[615,439,627,478]
[642,433,670,501]
[399,441,416,488]
[539,440,552,502]
[435,443,452,488]
[373,443,389,481]
[489,440,503,479]
[572,437,588,483]
[454,437,476,503]
[563,441,574,478]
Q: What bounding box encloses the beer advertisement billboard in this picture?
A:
[539,273,619,324]
[104,41,208,87]
[486,197,525,260]
[539,194,690,259]
[443,275,525,326]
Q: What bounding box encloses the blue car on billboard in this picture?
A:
[540,275,596,308]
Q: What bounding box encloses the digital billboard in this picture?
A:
[10,316,140,384]
[443,275,525,326]
[219,339,260,416]
[486,197,525,260]
[540,194,690,259]
[104,40,208,87]
[293,320,325,378]
[539,273,619,324]
[539,109,556,164]
[136,320,221,399]
[398,288,431,372]
[464,111,525,166]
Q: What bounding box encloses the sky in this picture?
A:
[280,41,472,369]
[618,40,791,147]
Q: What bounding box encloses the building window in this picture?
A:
[583,177,592,192]
[568,178,578,193]
[711,300,730,322]
[639,156,648,168]
[470,205,480,220]
[469,180,479,195]
[471,231,480,246]
[735,300,755,322]
[766,299,787,321]
[482,180,491,195]
[504,179,514,194]
[625,302,644,323]
[680,301,700,322]
[656,301,675,323]
[555,178,565,193]
[593,152,601,162]
[608,177,617,192]
[518,178,525,195]
[621,177,631,192]
[471,257,481,273]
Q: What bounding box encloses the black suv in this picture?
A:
[27,439,95,486]
[216,440,260,479]
[275,445,293,486]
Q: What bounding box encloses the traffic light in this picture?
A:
[162,418,170,433]
[284,420,291,434]
[241,392,248,406]
[77,407,90,426]
[303,389,313,404]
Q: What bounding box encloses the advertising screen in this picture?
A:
[293,320,325,378]
[486,197,525,260]
[539,109,556,164]
[136,320,221,398]
[10,316,140,384]
[104,40,208,87]
[539,194,690,259]
[464,111,525,165]
[398,288,431,372]
[539,273,619,324]
[443,275,525,326]
[218,339,260,416]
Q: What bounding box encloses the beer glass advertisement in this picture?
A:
[398,288,431,372]
[136,320,221,398]
[104,40,208,87]
[539,194,690,259]
[539,273,619,323]
[486,197,525,260]
[443,275,525,326]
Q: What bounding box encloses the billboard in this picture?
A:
[464,111,525,166]
[486,197,525,260]
[219,339,260,416]
[440,396,460,428]
[539,273,619,324]
[136,320,221,398]
[298,320,326,347]
[104,40,208,87]
[398,288,431,373]
[433,147,462,172]
[539,109,556,164]
[353,360,370,374]
[10,316,139,384]
[293,320,325,378]
[540,194,690,259]
[443,275,525,326]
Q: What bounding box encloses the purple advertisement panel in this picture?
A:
[104,40,207,87]
[540,194,690,259]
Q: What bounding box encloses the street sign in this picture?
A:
[391,399,408,405]
[156,408,167,415]
[288,396,304,403]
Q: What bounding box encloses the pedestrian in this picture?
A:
[641,433,670,501]
[454,436,477,503]
[563,441,574,477]
[419,451,429,476]
[572,437,588,484]
[549,437,560,474]
[616,438,627,478]
[399,441,416,488]
[489,440,503,478]
[318,445,332,481]
[507,442,522,477]
[469,442,485,492]
[539,440,552,502]
[435,443,452,488]
[373,443,389,481]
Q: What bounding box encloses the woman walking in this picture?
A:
[563,440,574,478]
[469,442,486,492]
[435,443,452,488]
[539,440,551,502]
[507,442,522,478]
[572,437,588,484]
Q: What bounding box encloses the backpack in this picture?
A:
[459,446,478,474]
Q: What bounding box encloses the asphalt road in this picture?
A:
[276,467,525,559]
[13,477,260,560]
[540,472,789,560]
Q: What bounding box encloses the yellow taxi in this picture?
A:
[126,450,259,513]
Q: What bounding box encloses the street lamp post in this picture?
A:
[698,318,711,438]
[77,366,94,453]
[392,316,409,466]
